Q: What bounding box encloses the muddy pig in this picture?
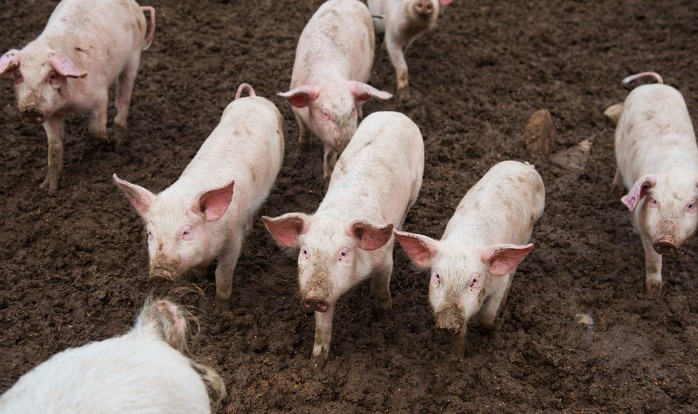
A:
[114,84,285,312]
[0,0,156,194]
[610,72,698,298]
[394,161,545,359]
[279,0,392,179]
[262,111,424,369]
[368,0,454,99]
[0,299,226,413]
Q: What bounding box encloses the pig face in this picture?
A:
[394,230,533,333]
[622,172,698,255]
[262,213,393,313]
[279,81,392,153]
[0,47,86,124]
[113,174,235,281]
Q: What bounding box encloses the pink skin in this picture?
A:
[279,0,392,179]
[613,80,698,298]
[114,90,285,312]
[394,161,545,359]
[368,0,454,99]
[262,111,424,369]
[0,0,152,194]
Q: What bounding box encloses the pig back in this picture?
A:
[322,111,424,225]
[615,84,698,185]
[443,161,545,246]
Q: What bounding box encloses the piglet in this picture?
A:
[0,299,226,414]
[368,0,454,99]
[262,111,424,369]
[114,83,285,312]
[279,0,392,179]
[0,0,156,194]
[394,161,545,358]
[610,72,698,298]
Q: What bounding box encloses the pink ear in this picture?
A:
[393,230,439,268]
[261,213,310,248]
[277,85,319,108]
[348,81,393,102]
[347,220,394,251]
[621,175,656,211]
[481,243,534,276]
[439,0,454,5]
[0,49,20,76]
[195,181,234,221]
[113,173,156,217]
[49,51,86,78]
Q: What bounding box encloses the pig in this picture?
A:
[394,161,545,359]
[262,111,424,369]
[278,0,392,179]
[0,0,156,194]
[0,299,226,413]
[368,0,454,99]
[610,71,698,298]
[113,83,285,312]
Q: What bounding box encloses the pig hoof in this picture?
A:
[214,297,233,315]
[112,125,127,150]
[645,280,663,299]
[310,354,328,372]
[396,87,411,100]
[39,174,59,195]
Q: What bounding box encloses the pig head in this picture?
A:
[262,212,393,313]
[113,174,235,281]
[0,47,86,124]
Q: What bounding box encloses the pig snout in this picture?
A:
[149,267,177,282]
[434,305,464,334]
[414,0,434,16]
[653,236,678,256]
[302,289,329,313]
[20,108,45,124]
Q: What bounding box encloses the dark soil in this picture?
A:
[1,1,697,413]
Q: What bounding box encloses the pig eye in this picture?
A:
[48,70,61,86]
[320,109,332,121]
[648,198,659,208]
[687,203,696,213]
[13,70,23,84]
[300,246,309,260]
[338,248,349,261]
[432,271,441,286]
[468,273,481,289]
[146,231,153,241]
[181,226,192,239]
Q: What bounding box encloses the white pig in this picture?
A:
[0,299,226,414]
[394,161,545,359]
[0,0,156,194]
[368,0,454,99]
[113,83,285,312]
[611,72,698,298]
[262,111,424,369]
[278,0,392,179]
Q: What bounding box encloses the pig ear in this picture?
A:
[348,81,393,102]
[261,213,311,248]
[49,51,87,78]
[393,230,439,268]
[0,49,21,76]
[277,86,319,108]
[195,180,235,222]
[347,220,394,251]
[481,243,534,276]
[621,175,656,211]
[113,173,156,217]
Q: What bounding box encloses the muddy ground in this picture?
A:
[1,0,697,412]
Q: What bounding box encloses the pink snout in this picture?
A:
[149,267,176,282]
[20,108,44,124]
[302,296,329,313]
[653,236,677,256]
[415,0,434,15]
[434,306,464,334]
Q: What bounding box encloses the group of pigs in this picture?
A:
[1,0,697,412]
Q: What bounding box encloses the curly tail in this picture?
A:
[141,6,156,51]
[621,71,663,87]
[235,83,256,99]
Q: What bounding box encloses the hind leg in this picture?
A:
[113,56,142,148]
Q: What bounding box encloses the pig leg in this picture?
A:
[641,234,663,299]
[214,236,243,313]
[88,89,110,144]
[39,117,66,195]
[322,146,338,179]
[612,169,625,195]
[311,305,335,370]
[385,35,410,99]
[112,56,141,148]
[451,330,466,360]
[294,112,311,146]
[370,260,394,317]
[478,275,514,330]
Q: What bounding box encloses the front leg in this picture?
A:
[88,89,110,144]
[385,34,410,99]
[370,258,394,317]
[294,111,311,146]
[40,117,66,195]
[322,145,338,180]
[113,56,141,148]
[641,234,663,299]
[214,236,244,313]
[451,327,467,360]
[310,304,335,371]
[478,274,513,329]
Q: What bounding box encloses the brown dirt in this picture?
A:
[1,1,697,413]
